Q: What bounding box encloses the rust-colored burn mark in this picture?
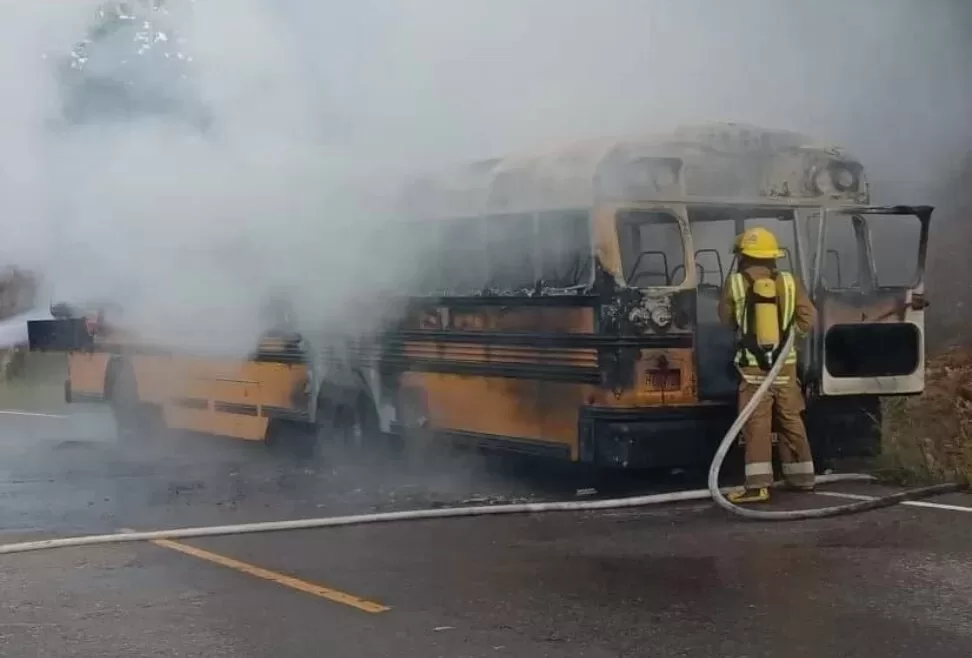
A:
[589,348,698,407]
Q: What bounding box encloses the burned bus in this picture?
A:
[348,122,930,468]
[28,122,930,469]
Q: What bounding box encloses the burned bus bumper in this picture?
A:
[578,405,735,469]
[578,398,883,469]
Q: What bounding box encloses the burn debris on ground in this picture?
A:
[882,348,972,483]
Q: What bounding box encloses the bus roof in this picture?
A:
[399,122,868,219]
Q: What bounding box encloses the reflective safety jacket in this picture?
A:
[718,263,817,383]
[730,269,797,369]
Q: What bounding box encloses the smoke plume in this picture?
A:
[0,0,968,353]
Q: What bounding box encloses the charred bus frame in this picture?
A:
[26,123,933,471]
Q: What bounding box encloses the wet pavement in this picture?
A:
[1,403,972,657]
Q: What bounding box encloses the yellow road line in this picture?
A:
[146,536,390,614]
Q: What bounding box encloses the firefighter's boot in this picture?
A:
[727,487,770,504]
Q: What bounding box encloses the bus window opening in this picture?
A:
[687,209,737,286]
[743,215,798,273]
[538,211,593,288]
[822,214,865,289]
[617,210,686,287]
[439,219,487,295]
[484,213,537,291]
[864,213,923,288]
[687,208,799,285]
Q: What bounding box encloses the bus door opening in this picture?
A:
[808,206,931,396]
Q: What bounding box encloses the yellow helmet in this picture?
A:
[735,226,784,259]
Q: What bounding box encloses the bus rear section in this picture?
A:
[27,315,314,443]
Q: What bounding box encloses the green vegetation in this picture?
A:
[878,349,972,485]
[0,353,69,414]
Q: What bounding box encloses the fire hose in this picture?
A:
[0,334,966,556]
[707,330,965,520]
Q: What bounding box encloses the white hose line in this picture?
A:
[707,332,965,520]
[0,473,877,556]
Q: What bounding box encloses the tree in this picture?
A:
[58,0,208,129]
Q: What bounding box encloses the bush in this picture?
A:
[880,348,972,484]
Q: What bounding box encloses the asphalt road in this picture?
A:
[2,407,972,657]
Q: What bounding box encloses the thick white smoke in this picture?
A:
[0,0,968,354]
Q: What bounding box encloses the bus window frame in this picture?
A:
[807,206,929,294]
[395,207,599,298]
[482,211,540,291]
[535,208,597,291]
[686,206,805,286]
[852,211,927,291]
[813,210,871,292]
[613,203,694,293]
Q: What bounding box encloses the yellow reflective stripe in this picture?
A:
[740,372,790,384]
[780,272,796,326]
[730,272,802,367]
[729,273,747,366]
[730,273,746,330]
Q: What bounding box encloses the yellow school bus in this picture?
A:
[344,122,931,468]
[29,300,316,444]
[28,122,932,470]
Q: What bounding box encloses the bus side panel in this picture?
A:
[130,355,173,405]
[404,303,597,334]
[158,358,309,412]
[402,342,600,368]
[399,371,592,459]
[451,306,596,333]
[68,352,112,400]
[131,355,308,441]
[162,404,270,441]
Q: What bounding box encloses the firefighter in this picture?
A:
[717,226,817,503]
